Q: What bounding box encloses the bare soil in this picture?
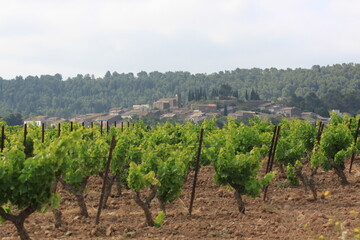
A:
[2,157,360,240]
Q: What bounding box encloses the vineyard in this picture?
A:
[1,114,360,240]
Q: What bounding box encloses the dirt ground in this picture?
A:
[2,157,360,240]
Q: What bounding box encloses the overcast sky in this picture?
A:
[0,0,359,79]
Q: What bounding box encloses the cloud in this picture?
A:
[0,0,359,79]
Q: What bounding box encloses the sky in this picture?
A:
[0,0,360,79]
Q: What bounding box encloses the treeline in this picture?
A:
[0,113,23,126]
[285,90,360,117]
[0,63,360,118]
[187,84,244,101]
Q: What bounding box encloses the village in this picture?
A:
[24,94,337,127]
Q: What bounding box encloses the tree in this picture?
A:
[321,90,345,111]
[224,105,228,116]
[287,94,305,109]
[305,92,328,117]
[219,84,232,98]
[4,113,23,126]
[188,90,194,102]
[54,73,62,81]
[137,71,148,78]
[211,88,218,99]
[104,71,112,79]
[233,90,239,99]
[250,89,260,100]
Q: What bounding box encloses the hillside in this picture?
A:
[0,63,360,118]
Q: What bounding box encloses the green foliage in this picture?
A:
[200,118,221,166]
[249,116,274,133]
[0,119,7,127]
[311,114,353,170]
[275,118,316,167]
[202,118,273,170]
[153,211,166,228]
[125,122,199,225]
[127,162,159,192]
[355,138,360,155]
[111,125,149,188]
[146,146,191,204]
[0,205,11,224]
[24,137,34,158]
[214,147,274,198]
[55,130,109,189]
[222,119,271,157]
[286,164,299,186]
[136,122,197,203]
[0,140,59,213]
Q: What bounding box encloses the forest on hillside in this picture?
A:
[0,63,359,118]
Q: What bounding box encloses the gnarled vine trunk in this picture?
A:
[59,177,89,217]
[51,177,62,227]
[102,174,117,209]
[132,186,157,226]
[230,184,245,214]
[295,166,317,200]
[133,192,154,226]
[157,196,167,214]
[52,208,62,228]
[329,159,348,185]
[114,175,122,197]
[75,193,88,217]
[278,164,286,177]
[0,205,37,240]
